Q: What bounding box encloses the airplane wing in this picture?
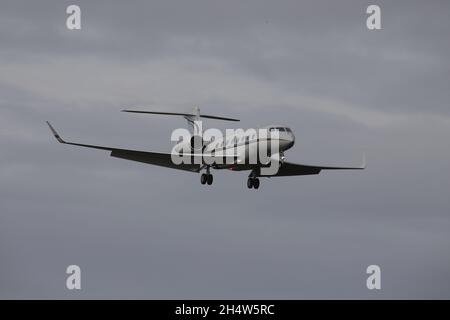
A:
[258,157,365,177]
[46,122,201,173]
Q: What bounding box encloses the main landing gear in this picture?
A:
[247,177,260,189]
[200,166,213,185]
[247,168,260,190]
[200,173,213,185]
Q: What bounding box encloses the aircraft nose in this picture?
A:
[286,136,295,149]
[284,132,295,150]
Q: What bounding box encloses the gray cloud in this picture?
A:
[1,0,450,298]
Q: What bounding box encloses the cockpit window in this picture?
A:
[270,127,289,132]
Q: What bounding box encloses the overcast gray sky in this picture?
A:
[1,0,449,299]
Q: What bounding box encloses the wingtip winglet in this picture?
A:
[361,152,366,169]
[46,121,66,144]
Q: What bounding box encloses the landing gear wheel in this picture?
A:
[253,178,260,189]
[206,174,213,185]
[247,178,253,189]
[200,173,207,185]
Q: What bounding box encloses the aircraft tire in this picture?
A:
[253,178,260,189]
[207,174,213,185]
[247,178,253,189]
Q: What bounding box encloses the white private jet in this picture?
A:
[46,107,365,189]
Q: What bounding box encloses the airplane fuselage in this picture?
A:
[173,125,295,170]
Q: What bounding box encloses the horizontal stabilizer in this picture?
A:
[122,109,240,122]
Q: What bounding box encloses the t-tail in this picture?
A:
[122,107,239,135]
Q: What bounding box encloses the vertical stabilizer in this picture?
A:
[184,107,201,135]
